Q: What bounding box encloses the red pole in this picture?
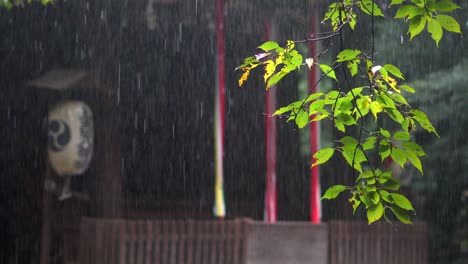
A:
[309,11,321,224]
[216,0,225,134]
[214,0,226,218]
[264,21,277,223]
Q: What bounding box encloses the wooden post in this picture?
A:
[40,167,52,264]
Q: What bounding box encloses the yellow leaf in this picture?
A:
[370,101,383,120]
[306,58,314,70]
[264,60,276,83]
[384,76,400,93]
[238,69,251,87]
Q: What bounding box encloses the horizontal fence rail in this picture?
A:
[79,218,248,264]
[329,221,428,264]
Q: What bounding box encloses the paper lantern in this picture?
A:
[48,101,94,176]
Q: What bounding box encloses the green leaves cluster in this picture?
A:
[236,0,460,224]
[322,169,415,224]
[236,40,303,89]
[392,0,462,45]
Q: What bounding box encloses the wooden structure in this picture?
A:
[77,218,427,264]
[79,218,249,264]
[329,221,428,264]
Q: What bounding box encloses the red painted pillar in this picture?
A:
[309,10,321,224]
[264,21,277,223]
[214,0,226,218]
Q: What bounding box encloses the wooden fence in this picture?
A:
[329,221,428,264]
[78,218,427,264]
[79,218,249,264]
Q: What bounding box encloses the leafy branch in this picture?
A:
[236,0,460,224]
[0,0,53,9]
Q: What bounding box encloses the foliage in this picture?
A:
[236,0,461,224]
[0,0,53,9]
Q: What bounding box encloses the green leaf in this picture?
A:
[295,109,309,128]
[399,84,416,93]
[305,92,325,103]
[391,147,407,168]
[385,108,405,123]
[267,71,288,88]
[367,202,384,224]
[336,49,361,62]
[380,129,391,139]
[394,5,425,20]
[390,193,415,211]
[340,136,359,147]
[273,101,301,116]
[391,94,410,106]
[435,0,461,12]
[288,50,304,68]
[338,99,353,113]
[390,206,412,224]
[428,19,443,47]
[377,94,396,109]
[382,177,401,191]
[335,120,345,132]
[311,113,329,122]
[347,61,359,77]
[402,141,426,156]
[319,64,338,81]
[393,131,411,141]
[358,170,374,179]
[406,150,423,174]
[322,185,348,200]
[309,100,326,116]
[358,0,384,17]
[258,41,279,51]
[370,101,383,120]
[336,113,357,126]
[383,64,405,79]
[379,190,393,203]
[436,14,462,33]
[363,136,377,150]
[312,148,335,167]
[410,109,439,136]
[341,147,366,173]
[408,15,427,40]
[390,0,404,6]
[368,191,381,205]
[350,195,361,214]
[379,141,391,161]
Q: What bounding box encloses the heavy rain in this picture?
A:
[0,0,466,264]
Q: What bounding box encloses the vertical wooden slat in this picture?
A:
[129,220,136,264]
[218,220,226,264]
[118,220,126,264]
[201,221,209,264]
[135,220,143,264]
[240,219,248,264]
[145,220,153,264]
[225,220,233,264]
[186,220,194,264]
[233,219,241,264]
[159,221,165,264]
[153,220,161,264]
[194,221,201,264]
[170,221,177,264]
